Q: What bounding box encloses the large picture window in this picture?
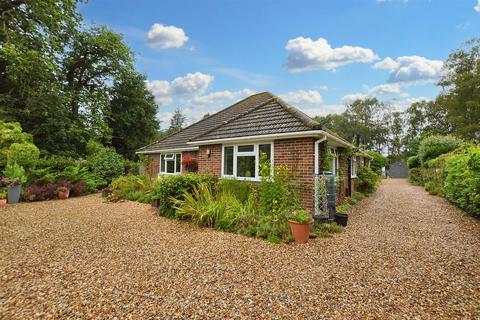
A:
[160,153,182,174]
[222,143,273,180]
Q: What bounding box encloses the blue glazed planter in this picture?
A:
[7,185,22,204]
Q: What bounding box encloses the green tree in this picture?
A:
[62,26,134,151]
[108,70,160,159]
[438,38,480,140]
[168,107,186,134]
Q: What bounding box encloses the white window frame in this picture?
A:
[221,142,274,181]
[329,147,339,176]
[351,156,357,178]
[159,153,182,175]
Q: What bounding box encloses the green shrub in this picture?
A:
[421,153,453,196]
[6,142,40,170]
[287,210,311,223]
[87,147,124,187]
[443,146,480,216]
[0,121,33,168]
[61,164,103,193]
[217,178,253,203]
[418,135,463,163]
[3,163,27,185]
[356,166,379,194]
[108,175,152,202]
[367,150,387,174]
[407,155,421,169]
[153,174,218,218]
[35,155,77,172]
[408,167,423,185]
[336,204,351,214]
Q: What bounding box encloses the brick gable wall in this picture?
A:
[274,138,315,212]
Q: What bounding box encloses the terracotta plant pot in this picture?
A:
[58,189,70,200]
[288,219,314,244]
[0,199,6,207]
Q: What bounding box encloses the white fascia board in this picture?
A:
[187,131,323,145]
[135,146,199,154]
[187,130,354,149]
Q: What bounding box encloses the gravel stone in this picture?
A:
[1,179,479,319]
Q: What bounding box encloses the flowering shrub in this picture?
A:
[181,155,198,171]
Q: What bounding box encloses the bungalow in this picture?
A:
[137,92,371,214]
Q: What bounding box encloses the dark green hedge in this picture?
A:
[152,174,218,218]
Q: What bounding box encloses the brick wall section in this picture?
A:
[182,150,199,173]
[197,144,222,176]
[274,138,315,213]
[147,154,160,176]
[336,157,349,204]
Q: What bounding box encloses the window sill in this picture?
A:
[221,175,260,182]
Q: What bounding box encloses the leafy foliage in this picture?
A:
[3,163,27,186]
[367,150,387,174]
[356,166,379,194]
[408,168,423,186]
[6,142,40,170]
[87,146,124,187]
[287,210,311,223]
[443,146,480,216]
[152,174,218,218]
[108,175,152,203]
[418,135,463,163]
[407,155,421,169]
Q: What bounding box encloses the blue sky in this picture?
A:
[79,0,480,127]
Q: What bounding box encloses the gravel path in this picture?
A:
[1,179,479,319]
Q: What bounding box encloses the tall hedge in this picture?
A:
[443,146,480,216]
[418,135,463,163]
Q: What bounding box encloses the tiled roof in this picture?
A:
[136,92,275,153]
[191,97,321,142]
[137,91,353,153]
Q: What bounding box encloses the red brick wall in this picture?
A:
[147,154,160,176]
[182,150,199,173]
[197,144,222,176]
[274,138,315,213]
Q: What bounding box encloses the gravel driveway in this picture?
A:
[1,179,479,319]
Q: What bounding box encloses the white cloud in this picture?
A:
[279,90,323,105]
[342,93,368,103]
[285,37,379,72]
[475,0,480,13]
[302,104,346,118]
[368,83,402,95]
[145,80,172,105]
[146,72,214,106]
[375,56,444,83]
[373,57,399,70]
[191,89,255,106]
[388,97,431,111]
[170,72,214,95]
[147,23,188,49]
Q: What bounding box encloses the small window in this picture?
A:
[238,145,254,153]
[329,148,338,175]
[351,157,357,178]
[223,146,234,175]
[159,153,181,174]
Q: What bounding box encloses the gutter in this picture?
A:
[135,146,199,154]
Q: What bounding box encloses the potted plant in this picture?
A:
[56,180,72,200]
[0,188,7,207]
[2,163,27,204]
[334,204,350,226]
[288,210,314,244]
[57,186,70,199]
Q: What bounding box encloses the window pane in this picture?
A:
[160,155,165,172]
[224,146,234,175]
[175,154,181,173]
[165,153,174,160]
[238,145,254,152]
[166,160,175,173]
[259,144,271,162]
[237,156,255,178]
